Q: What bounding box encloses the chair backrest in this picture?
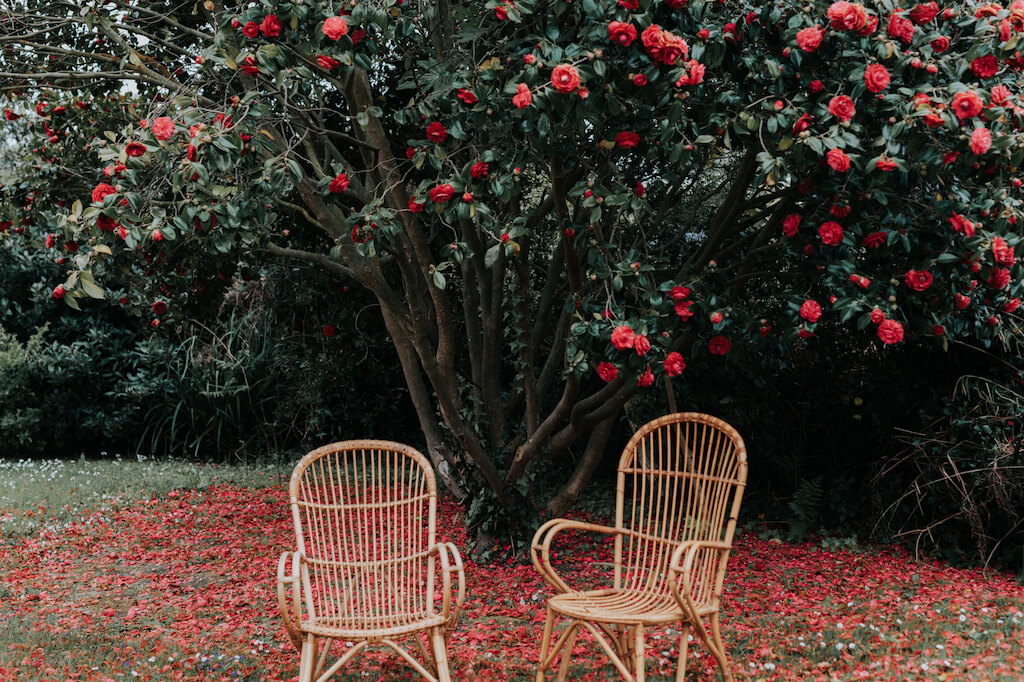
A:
[613,413,747,599]
[289,440,438,628]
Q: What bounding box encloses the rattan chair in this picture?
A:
[277,440,465,682]
[531,413,748,681]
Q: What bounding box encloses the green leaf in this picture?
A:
[80,278,105,299]
[484,244,501,268]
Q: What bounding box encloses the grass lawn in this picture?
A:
[1,459,1022,680]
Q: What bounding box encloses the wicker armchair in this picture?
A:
[277,440,465,682]
[531,413,748,681]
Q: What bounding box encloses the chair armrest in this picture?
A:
[431,542,466,640]
[530,519,625,594]
[668,540,732,617]
[277,550,305,651]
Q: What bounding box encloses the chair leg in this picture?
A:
[633,624,646,682]
[675,625,690,682]
[431,626,453,682]
[536,607,556,682]
[556,625,578,681]
[616,625,635,673]
[707,612,733,682]
[298,633,317,682]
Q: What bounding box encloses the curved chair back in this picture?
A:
[614,413,748,598]
[289,440,438,630]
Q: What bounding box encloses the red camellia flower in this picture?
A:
[637,367,654,387]
[91,182,116,204]
[905,269,933,291]
[550,64,581,93]
[322,16,348,40]
[633,334,651,356]
[864,64,890,92]
[512,83,532,109]
[800,299,822,323]
[954,292,971,309]
[462,192,473,203]
[949,212,976,237]
[988,267,1011,289]
[792,113,813,135]
[317,55,340,71]
[808,79,824,93]
[826,148,851,172]
[710,311,723,324]
[877,318,904,344]
[952,91,983,120]
[632,74,648,86]
[674,60,705,87]
[663,351,686,376]
[426,121,448,143]
[932,324,945,335]
[152,117,175,141]
[261,14,282,37]
[457,89,477,105]
[970,127,992,155]
[971,54,999,78]
[97,215,116,232]
[596,361,618,382]
[322,324,336,338]
[670,286,691,301]
[993,236,1016,266]
[429,183,455,203]
[698,28,710,40]
[611,325,636,350]
[242,21,259,38]
[329,172,349,194]
[470,162,489,179]
[152,300,168,316]
[876,156,898,171]
[862,231,886,248]
[930,35,950,52]
[239,55,260,76]
[125,141,147,157]
[909,1,939,24]
[635,182,646,197]
[795,26,825,52]
[641,25,688,65]
[708,336,731,355]
[827,96,856,122]
[990,84,1012,106]
[870,309,886,324]
[407,197,425,212]
[52,285,65,299]
[819,221,844,246]
[608,21,637,46]
[615,131,640,149]
[828,2,870,32]
[674,300,694,320]
[782,213,801,237]
[1003,297,1021,313]
[887,12,915,44]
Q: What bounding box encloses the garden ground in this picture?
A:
[0,459,1022,680]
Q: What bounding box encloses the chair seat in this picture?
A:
[548,588,713,625]
[302,611,447,639]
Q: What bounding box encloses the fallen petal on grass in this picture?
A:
[0,478,1022,680]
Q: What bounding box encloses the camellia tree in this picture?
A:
[2,0,1023,530]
